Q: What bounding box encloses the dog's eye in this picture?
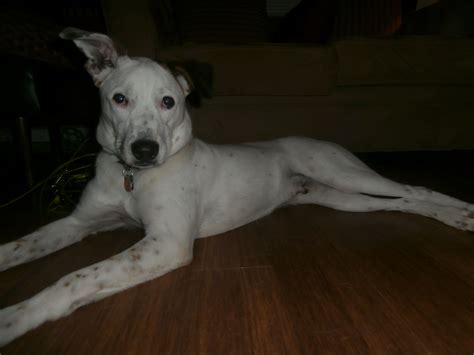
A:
[161,96,175,109]
[112,93,127,105]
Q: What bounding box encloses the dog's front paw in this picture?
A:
[452,209,474,232]
[430,206,474,232]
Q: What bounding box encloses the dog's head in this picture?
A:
[60,27,194,168]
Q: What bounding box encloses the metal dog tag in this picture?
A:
[122,168,134,192]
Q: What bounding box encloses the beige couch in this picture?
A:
[101,0,474,152]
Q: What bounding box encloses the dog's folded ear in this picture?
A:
[167,60,213,108]
[168,64,193,97]
[59,27,120,87]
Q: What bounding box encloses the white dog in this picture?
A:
[0,28,472,346]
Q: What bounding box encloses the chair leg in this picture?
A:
[15,116,34,188]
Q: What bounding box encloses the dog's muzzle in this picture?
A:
[131,139,159,165]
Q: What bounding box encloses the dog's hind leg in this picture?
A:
[284,137,472,210]
[290,180,474,231]
[324,167,472,211]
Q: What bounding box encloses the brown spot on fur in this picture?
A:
[64,282,70,287]
[131,253,141,261]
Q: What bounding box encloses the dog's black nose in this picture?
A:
[131,139,159,162]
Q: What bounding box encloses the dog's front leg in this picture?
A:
[0,216,87,272]
[0,179,128,272]
[0,212,195,346]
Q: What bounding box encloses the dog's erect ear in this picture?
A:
[60,27,119,86]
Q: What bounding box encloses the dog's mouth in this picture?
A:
[132,160,158,168]
[117,156,159,171]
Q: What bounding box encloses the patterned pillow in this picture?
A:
[175,0,268,44]
[0,9,69,66]
[334,0,402,37]
[272,0,336,43]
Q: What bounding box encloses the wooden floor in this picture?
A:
[0,152,473,354]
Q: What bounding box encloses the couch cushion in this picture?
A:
[161,45,337,95]
[336,37,474,86]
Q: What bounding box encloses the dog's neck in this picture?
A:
[168,112,194,157]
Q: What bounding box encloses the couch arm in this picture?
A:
[101,0,158,58]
